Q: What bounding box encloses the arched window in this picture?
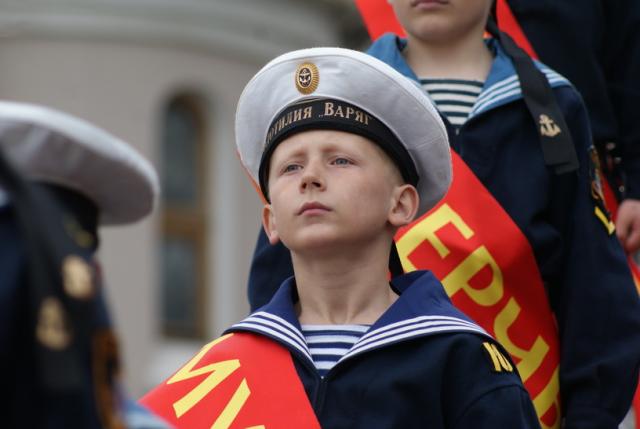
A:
[159,93,207,338]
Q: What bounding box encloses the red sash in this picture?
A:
[494,0,537,57]
[394,152,561,428]
[354,0,405,39]
[354,4,562,427]
[139,332,321,429]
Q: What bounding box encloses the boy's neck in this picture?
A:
[404,32,493,81]
[291,242,399,326]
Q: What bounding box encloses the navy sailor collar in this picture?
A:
[366,33,573,119]
[226,270,491,366]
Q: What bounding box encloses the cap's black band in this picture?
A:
[258,98,418,200]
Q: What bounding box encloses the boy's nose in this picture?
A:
[300,165,325,192]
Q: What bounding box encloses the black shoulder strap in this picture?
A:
[486,16,579,174]
[0,147,90,392]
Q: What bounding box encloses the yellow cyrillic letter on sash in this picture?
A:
[396,204,474,270]
[168,334,243,418]
[494,298,549,382]
[533,367,561,429]
[442,246,504,306]
[211,379,251,429]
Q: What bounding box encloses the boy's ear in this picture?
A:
[388,184,419,227]
[262,204,281,245]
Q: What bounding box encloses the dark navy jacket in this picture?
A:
[506,0,640,198]
[248,35,640,428]
[0,185,168,429]
[231,271,540,428]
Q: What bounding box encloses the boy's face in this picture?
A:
[262,129,418,254]
[389,0,493,44]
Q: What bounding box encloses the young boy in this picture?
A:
[142,47,540,428]
[247,2,640,428]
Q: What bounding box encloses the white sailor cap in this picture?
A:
[235,47,451,216]
[0,101,159,225]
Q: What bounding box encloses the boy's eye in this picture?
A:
[332,157,352,166]
[282,164,302,173]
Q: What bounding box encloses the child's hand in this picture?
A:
[616,198,640,253]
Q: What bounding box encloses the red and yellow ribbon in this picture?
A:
[395,152,562,428]
[140,333,321,429]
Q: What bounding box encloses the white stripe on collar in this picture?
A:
[341,324,488,363]
[471,68,570,117]
[476,67,564,108]
[473,75,566,115]
[231,312,312,360]
[474,75,519,109]
[356,315,484,348]
[339,315,487,362]
[232,313,489,368]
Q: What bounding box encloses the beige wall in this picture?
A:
[0,0,362,396]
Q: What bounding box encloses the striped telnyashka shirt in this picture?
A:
[301,324,369,377]
[420,78,484,132]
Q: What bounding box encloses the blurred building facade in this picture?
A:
[0,0,366,396]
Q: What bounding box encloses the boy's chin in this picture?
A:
[285,234,349,256]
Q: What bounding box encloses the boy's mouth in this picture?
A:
[298,202,331,215]
[411,0,449,6]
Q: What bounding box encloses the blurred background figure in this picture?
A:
[494,3,640,426]
[0,0,368,397]
[501,0,640,254]
[497,0,640,253]
[0,101,167,427]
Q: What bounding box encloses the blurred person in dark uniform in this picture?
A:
[498,3,640,427]
[504,0,640,253]
[0,101,170,429]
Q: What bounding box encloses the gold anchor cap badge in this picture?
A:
[295,62,319,95]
